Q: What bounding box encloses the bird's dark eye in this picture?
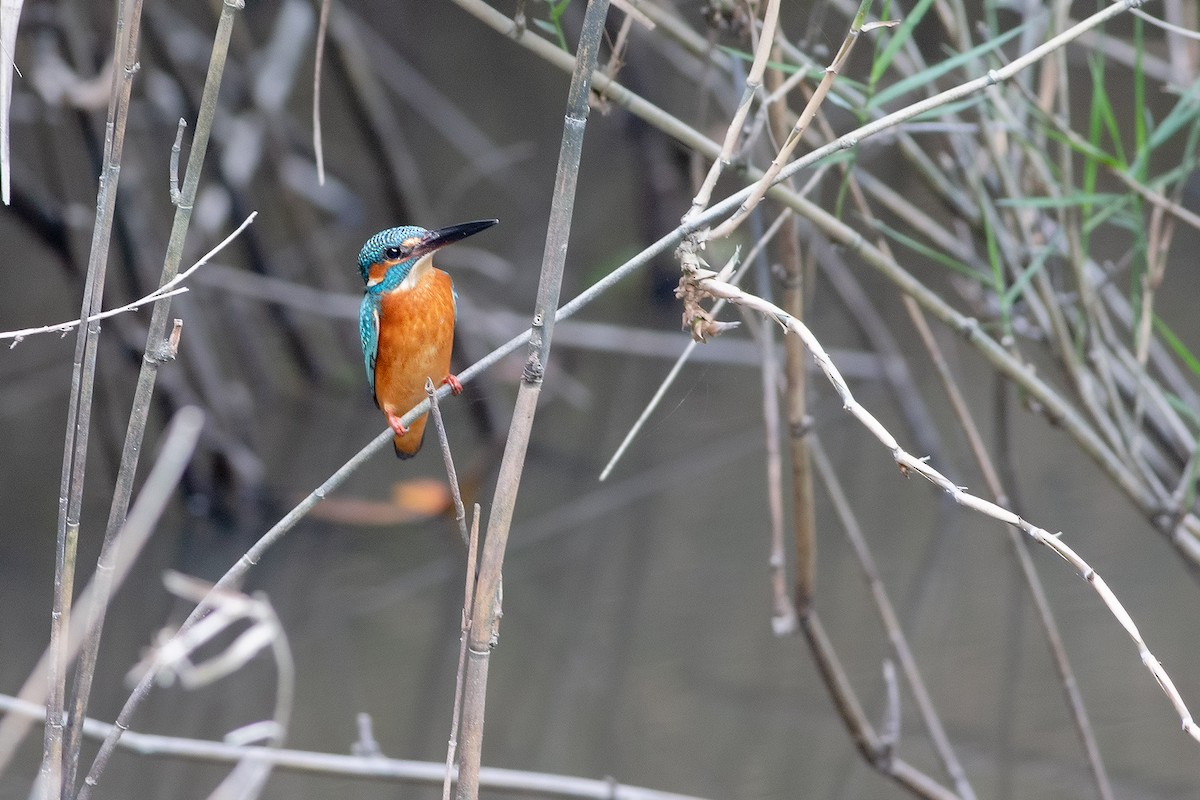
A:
[384,246,403,260]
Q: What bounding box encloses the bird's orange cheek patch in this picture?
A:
[368,262,391,285]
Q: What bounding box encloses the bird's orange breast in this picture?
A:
[374,268,456,456]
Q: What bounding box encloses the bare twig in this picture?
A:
[762,56,818,619]
[748,218,797,635]
[0,213,255,345]
[799,613,959,800]
[169,117,185,204]
[426,377,469,546]
[689,270,1200,744]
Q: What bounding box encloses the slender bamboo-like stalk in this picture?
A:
[44,1,145,796]
[443,505,479,800]
[68,1,246,794]
[312,0,331,185]
[746,209,796,635]
[454,4,608,798]
[763,61,818,618]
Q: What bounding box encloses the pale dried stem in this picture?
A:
[693,272,1200,744]
[708,2,885,241]
[426,378,469,546]
[799,613,959,800]
[598,204,801,481]
[1,692,713,800]
[312,0,331,184]
[684,0,780,220]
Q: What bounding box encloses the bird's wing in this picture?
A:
[359,293,380,402]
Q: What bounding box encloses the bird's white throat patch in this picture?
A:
[398,253,435,291]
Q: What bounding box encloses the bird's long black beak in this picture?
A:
[417,219,499,257]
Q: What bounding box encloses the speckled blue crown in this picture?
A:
[357,225,428,283]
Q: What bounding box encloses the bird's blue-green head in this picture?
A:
[358,219,498,292]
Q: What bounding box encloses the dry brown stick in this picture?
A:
[799,613,960,800]
[807,438,974,800]
[775,120,974,782]
[763,60,817,619]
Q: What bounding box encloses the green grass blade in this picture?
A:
[870,0,935,87]
[1154,314,1200,377]
[868,23,1026,110]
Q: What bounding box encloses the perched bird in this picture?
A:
[357,219,498,458]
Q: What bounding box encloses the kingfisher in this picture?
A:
[358,219,498,458]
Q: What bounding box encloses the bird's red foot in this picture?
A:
[442,374,463,396]
[385,410,409,436]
